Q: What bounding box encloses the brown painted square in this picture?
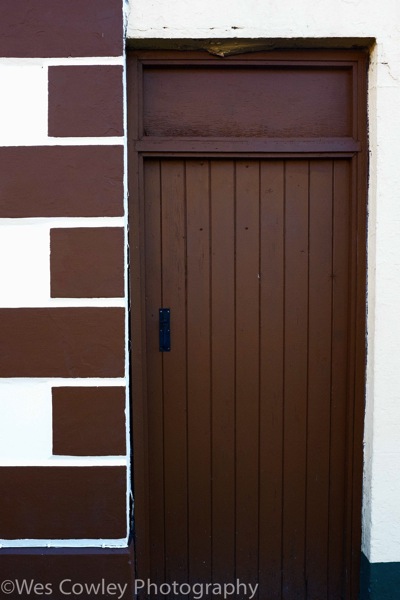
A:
[0,146,124,218]
[51,228,124,298]
[0,467,126,539]
[0,308,125,377]
[53,387,126,456]
[0,0,123,58]
[48,66,123,137]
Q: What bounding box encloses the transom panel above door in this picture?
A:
[128,50,367,600]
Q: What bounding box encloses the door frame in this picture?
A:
[127,48,368,598]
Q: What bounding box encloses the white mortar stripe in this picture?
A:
[0,539,127,548]
[122,45,131,543]
[0,378,126,385]
[0,458,128,467]
[0,217,125,227]
[0,57,124,67]
[0,137,124,147]
[2,299,126,308]
[47,137,124,145]
[48,299,126,307]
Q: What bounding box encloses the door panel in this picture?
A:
[209,160,236,587]
[142,157,351,599]
[186,160,212,588]
[259,160,285,599]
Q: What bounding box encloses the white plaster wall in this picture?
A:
[0,382,52,460]
[128,0,400,564]
[0,66,47,146]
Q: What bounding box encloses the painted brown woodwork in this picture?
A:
[0,467,126,539]
[0,146,124,217]
[0,308,125,377]
[52,387,126,456]
[50,227,125,298]
[0,0,123,58]
[0,546,135,600]
[48,66,124,137]
[143,66,352,138]
[128,50,367,600]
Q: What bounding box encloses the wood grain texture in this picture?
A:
[306,160,333,599]
[159,160,188,584]
[144,159,166,585]
[210,161,236,586]
[282,161,309,600]
[235,160,260,590]
[259,160,285,599]
[141,157,356,598]
[186,160,212,587]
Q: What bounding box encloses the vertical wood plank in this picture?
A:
[345,158,358,600]
[210,160,236,586]
[328,160,351,599]
[186,160,212,586]
[160,159,188,584]
[144,159,165,585]
[235,160,260,588]
[282,160,309,600]
[130,157,150,590]
[259,160,285,600]
[306,160,333,600]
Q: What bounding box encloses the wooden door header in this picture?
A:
[129,50,367,155]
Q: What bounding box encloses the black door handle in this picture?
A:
[159,308,171,352]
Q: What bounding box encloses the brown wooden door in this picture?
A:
[129,51,367,600]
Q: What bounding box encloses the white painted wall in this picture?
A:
[127,0,400,564]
